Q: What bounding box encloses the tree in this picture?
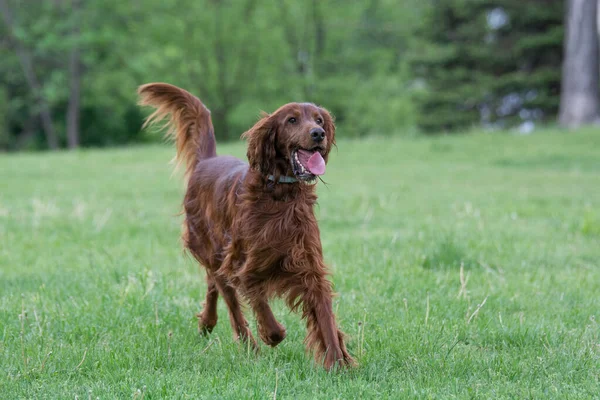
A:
[411,0,563,133]
[66,0,82,148]
[0,0,148,150]
[0,0,59,149]
[558,0,600,128]
[275,0,422,136]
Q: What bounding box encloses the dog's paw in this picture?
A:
[258,323,287,347]
[262,328,287,347]
[322,347,357,371]
[197,313,217,336]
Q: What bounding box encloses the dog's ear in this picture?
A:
[242,112,277,174]
[319,107,336,162]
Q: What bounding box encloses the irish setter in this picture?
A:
[138,83,355,370]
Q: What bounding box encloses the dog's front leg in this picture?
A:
[250,298,287,347]
[235,259,287,347]
[299,276,355,370]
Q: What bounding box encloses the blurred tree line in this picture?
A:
[0,0,420,150]
[0,0,593,150]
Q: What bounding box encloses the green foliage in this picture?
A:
[1,131,599,397]
[1,0,423,150]
[411,0,563,133]
[0,86,8,147]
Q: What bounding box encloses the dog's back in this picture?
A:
[184,156,248,269]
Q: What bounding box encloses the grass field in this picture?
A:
[1,129,599,399]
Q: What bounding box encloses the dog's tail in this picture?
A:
[138,83,216,177]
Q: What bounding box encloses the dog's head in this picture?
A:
[242,103,336,182]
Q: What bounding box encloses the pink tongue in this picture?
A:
[306,152,326,175]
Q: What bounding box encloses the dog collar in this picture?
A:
[267,175,298,183]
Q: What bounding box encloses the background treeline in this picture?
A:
[0,0,572,150]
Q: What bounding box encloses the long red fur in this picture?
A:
[138,83,355,370]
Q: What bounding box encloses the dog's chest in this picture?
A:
[240,205,321,268]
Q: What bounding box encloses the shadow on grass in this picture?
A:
[419,233,477,270]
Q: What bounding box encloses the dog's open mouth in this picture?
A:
[291,148,325,180]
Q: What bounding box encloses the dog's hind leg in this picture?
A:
[214,275,258,350]
[197,273,219,335]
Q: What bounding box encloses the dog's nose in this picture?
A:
[310,127,325,143]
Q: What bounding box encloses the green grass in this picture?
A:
[1,129,599,399]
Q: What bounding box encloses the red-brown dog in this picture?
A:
[138,83,355,370]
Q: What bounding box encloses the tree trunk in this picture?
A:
[15,118,36,150]
[0,0,59,149]
[66,0,82,149]
[558,0,600,128]
[213,0,229,140]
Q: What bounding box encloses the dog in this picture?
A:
[138,83,355,370]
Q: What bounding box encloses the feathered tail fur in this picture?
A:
[138,83,216,177]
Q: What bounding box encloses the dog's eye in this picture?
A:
[316,118,323,125]
[288,117,297,124]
